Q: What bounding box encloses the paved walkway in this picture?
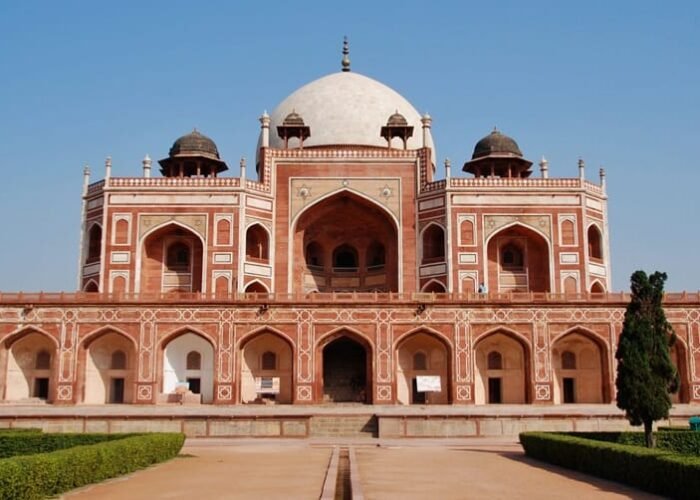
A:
[62,439,660,499]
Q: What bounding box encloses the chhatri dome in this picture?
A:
[260,39,435,161]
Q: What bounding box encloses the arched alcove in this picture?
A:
[239,331,293,404]
[162,332,214,403]
[474,331,529,404]
[396,331,450,405]
[486,224,550,293]
[552,331,608,404]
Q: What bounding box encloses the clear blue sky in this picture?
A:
[0,1,698,292]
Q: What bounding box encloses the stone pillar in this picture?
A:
[240,157,247,183]
[599,167,606,192]
[105,156,112,181]
[539,156,549,179]
[444,158,451,179]
[142,154,152,178]
[259,111,270,148]
[421,113,432,148]
[578,158,585,180]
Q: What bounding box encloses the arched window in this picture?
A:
[587,225,603,260]
[590,282,605,293]
[35,350,51,370]
[561,219,575,245]
[245,281,268,294]
[487,351,502,370]
[115,219,129,245]
[413,352,428,370]
[166,242,190,271]
[216,218,231,245]
[305,241,324,268]
[186,351,201,370]
[246,225,269,262]
[333,244,358,269]
[460,219,474,245]
[422,225,445,263]
[111,350,126,369]
[423,281,446,293]
[501,243,524,269]
[87,224,102,263]
[562,351,576,369]
[366,241,386,267]
[261,351,277,370]
[84,280,98,292]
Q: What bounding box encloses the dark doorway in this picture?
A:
[563,377,575,403]
[33,378,49,400]
[187,377,201,395]
[488,377,502,404]
[412,378,426,404]
[110,378,125,404]
[322,337,367,403]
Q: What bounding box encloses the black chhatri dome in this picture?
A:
[472,128,523,159]
[168,129,220,160]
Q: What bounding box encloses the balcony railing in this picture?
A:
[1,291,698,305]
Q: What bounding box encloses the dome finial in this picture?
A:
[341,36,351,72]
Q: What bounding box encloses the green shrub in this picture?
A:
[0,433,131,459]
[565,431,700,456]
[0,428,42,434]
[0,433,185,500]
[520,432,700,499]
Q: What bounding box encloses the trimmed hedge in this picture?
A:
[565,431,700,456]
[520,432,700,499]
[0,432,131,458]
[0,433,185,500]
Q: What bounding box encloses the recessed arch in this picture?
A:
[316,327,373,404]
[3,326,59,350]
[245,223,270,262]
[79,325,138,351]
[395,328,452,405]
[161,329,215,403]
[83,279,99,292]
[244,279,270,294]
[3,328,58,402]
[79,328,136,404]
[551,327,610,403]
[420,222,446,264]
[86,222,102,263]
[158,325,216,351]
[238,328,294,404]
[587,223,604,261]
[421,279,447,293]
[484,222,553,293]
[473,328,531,404]
[590,280,605,293]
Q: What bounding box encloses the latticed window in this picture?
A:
[413,352,427,370]
[487,351,503,370]
[111,350,126,369]
[261,351,277,370]
[186,351,201,370]
[35,350,51,369]
[562,351,576,370]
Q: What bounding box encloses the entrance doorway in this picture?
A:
[33,378,49,399]
[412,378,426,404]
[322,337,368,403]
[488,377,502,404]
[110,378,125,404]
[563,377,575,403]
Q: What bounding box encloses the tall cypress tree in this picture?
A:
[615,271,678,448]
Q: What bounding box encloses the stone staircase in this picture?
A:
[310,414,378,438]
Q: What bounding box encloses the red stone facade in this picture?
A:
[1,68,698,407]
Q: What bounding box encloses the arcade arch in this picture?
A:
[3,330,57,402]
[552,331,607,404]
[81,330,135,404]
[486,224,551,293]
[161,331,214,403]
[396,331,450,404]
[474,330,529,404]
[140,223,204,293]
[239,331,293,404]
[317,330,372,403]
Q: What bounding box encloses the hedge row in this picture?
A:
[0,433,185,500]
[0,432,132,458]
[565,430,700,456]
[520,432,700,499]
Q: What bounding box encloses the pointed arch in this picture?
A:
[83,279,99,292]
[238,327,294,404]
[419,221,446,264]
[291,187,400,231]
[587,223,604,260]
[3,326,59,349]
[551,326,610,403]
[590,280,606,293]
[79,325,138,351]
[245,223,271,262]
[86,222,102,263]
[421,278,447,293]
[238,325,295,351]
[395,325,454,350]
[473,327,531,404]
[316,325,375,352]
[159,325,216,350]
[244,279,270,294]
[474,325,532,351]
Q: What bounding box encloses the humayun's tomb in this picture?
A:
[0,42,697,436]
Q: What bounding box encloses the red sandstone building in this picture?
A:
[1,45,698,408]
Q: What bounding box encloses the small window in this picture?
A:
[501,244,524,269]
[111,350,126,369]
[35,350,51,370]
[166,242,190,271]
[562,351,576,370]
[261,351,277,370]
[186,351,201,370]
[333,244,358,269]
[413,352,428,370]
[588,225,603,260]
[487,351,502,370]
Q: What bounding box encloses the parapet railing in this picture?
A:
[448,177,604,194]
[1,291,698,305]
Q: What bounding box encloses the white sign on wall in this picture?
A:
[255,377,280,394]
[416,376,441,392]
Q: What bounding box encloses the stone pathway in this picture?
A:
[61,439,661,499]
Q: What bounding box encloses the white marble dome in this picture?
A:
[262,71,435,160]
